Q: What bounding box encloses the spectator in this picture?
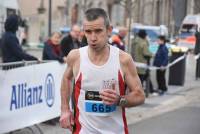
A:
[79,31,88,47]
[60,25,81,56]
[194,30,200,79]
[110,27,127,51]
[132,30,153,91]
[153,36,169,95]
[42,32,67,63]
[1,14,37,63]
[0,38,2,57]
[81,35,88,47]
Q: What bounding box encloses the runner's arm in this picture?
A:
[61,53,73,113]
[60,50,77,130]
[121,52,145,107]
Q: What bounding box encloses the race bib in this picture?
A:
[85,91,116,116]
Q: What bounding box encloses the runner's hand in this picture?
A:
[100,89,120,105]
[59,110,74,131]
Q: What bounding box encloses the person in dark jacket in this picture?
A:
[1,14,38,63]
[42,32,67,63]
[194,30,200,79]
[153,35,169,95]
[60,25,81,56]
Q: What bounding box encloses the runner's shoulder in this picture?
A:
[119,50,133,65]
[67,49,80,64]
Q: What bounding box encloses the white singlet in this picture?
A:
[73,45,128,134]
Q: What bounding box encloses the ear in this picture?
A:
[107,26,113,37]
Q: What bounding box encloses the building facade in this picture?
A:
[132,0,200,35]
[17,0,200,44]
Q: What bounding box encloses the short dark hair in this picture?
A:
[158,35,166,43]
[138,30,147,39]
[84,8,110,28]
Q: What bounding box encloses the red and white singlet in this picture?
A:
[73,45,128,134]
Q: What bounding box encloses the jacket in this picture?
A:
[1,15,37,63]
[60,34,81,56]
[153,44,168,67]
[132,36,152,75]
[42,40,64,63]
[195,31,200,54]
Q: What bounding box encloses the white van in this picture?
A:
[177,14,200,49]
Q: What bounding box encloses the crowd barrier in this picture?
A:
[135,54,187,70]
[135,53,200,70]
[0,61,66,133]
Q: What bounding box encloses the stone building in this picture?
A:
[17,0,200,44]
[132,0,200,35]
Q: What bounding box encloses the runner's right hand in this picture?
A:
[59,110,74,131]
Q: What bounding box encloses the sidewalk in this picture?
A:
[126,53,199,124]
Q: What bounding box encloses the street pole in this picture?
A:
[127,0,132,53]
[48,0,52,37]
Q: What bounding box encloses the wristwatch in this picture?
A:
[118,96,128,107]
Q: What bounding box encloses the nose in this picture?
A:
[91,32,97,41]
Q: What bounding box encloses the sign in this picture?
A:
[0,62,66,133]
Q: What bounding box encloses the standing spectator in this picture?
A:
[81,35,88,47]
[1,14,38,63]
[60,25,81,56]
[0,38,2,57]
[153,36,169,95]
[132,30,152,84]
[42,32,67,63]
[110,27,127,51]
[194,30,200,79]
[79,31,88,47]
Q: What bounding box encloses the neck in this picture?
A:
[88,44,110,66]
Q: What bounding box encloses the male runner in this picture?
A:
[60,8,145,134]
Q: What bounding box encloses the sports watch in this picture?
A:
[118,96,128,107]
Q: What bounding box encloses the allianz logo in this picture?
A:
[10,73,55,111]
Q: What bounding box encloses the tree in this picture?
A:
[113,0,139,53]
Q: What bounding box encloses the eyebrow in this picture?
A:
[84,28,104,32]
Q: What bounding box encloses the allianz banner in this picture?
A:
[0,62,66,133]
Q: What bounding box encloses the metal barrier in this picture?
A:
[0,60,51,70]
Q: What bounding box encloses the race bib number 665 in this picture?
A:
[85,91,116,116]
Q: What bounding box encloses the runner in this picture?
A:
[59,8,145,134]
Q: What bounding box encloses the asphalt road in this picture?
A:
[128,98,200,134]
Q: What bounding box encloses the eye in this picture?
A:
[85,30,91,34]
[95,29,103,33]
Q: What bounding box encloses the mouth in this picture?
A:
[90,44,96,47]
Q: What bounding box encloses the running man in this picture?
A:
[59,8,145,134]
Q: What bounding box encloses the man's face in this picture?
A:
[83,17,112,50]
[71,26,81,40]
